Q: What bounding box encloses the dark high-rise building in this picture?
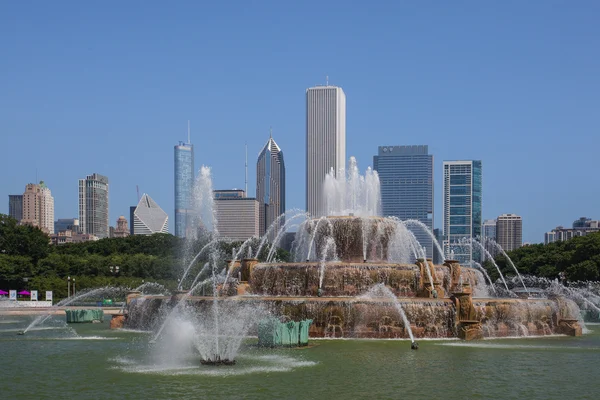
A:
[257,134,285,239]
[373,145,434,258]
[174,133,195,238]
[79,173,109,238]
[8,194,23,222]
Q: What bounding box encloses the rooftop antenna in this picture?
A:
[270,126,272,138]
[326,75,329,86]
[245,142,248,195]
[187,120,191,144]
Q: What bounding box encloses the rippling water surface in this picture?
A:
[0,315,598,399]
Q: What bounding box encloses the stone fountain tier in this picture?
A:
[124,295,582,339]
[311,216,395,263]
[247,262,485,298]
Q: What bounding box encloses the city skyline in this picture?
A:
[1,2,599,243]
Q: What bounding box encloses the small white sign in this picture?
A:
[46,291,53,302]
[9,290,16,300]
[30,290,38,301]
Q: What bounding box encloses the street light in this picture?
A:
[68,276,71,298]
[73,278,76,296]
[109,266,120,275]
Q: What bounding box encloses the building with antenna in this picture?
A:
[174,121,195,238]
[306,83,346,217]
[256,131,285,240]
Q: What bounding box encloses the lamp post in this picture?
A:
[109,266,120,275]
[68,276,71,298]
[73,278,76,296]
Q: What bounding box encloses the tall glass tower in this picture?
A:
[174,136,194,238]
[373,145,434,259]
[256,133,285,240]
[442,160,482,265]
[306,85,346,217]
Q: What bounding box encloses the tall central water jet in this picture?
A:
[323,156,381,217]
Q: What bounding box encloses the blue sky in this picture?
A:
[1,1,598,243]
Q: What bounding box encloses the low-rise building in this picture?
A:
[214,190,259,241]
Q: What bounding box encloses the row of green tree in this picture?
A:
[490,231,600,282]
[0,214,290,298]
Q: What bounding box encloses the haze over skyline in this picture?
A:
[1,1,599,243]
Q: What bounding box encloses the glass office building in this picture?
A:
[373,145,434,259]
[442,160,482,265]
[174,141,194,238]
[257,135,285,240]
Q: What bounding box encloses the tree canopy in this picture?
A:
[491,232,600,282]
[0,214,291,298]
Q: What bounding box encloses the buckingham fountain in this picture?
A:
[121,158,583,364]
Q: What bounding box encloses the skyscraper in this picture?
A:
[496,213,522,252]
[373,145,434,258]
[132,194,169,235]
[21,182,54,234]
[306,85,346,217]
[79,173,109,238]
[256,133,285,239]
[174,127,194,238]
[8,194,23,222]
[442,160,482,265]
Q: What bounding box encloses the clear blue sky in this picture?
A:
[1,1,598,243]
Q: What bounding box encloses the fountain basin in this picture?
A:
[124,295,581,339]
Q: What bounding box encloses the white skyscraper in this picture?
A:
[132,194,169,235]
[306,85,346,217]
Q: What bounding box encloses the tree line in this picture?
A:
[488,231,600,282]
[0,214,289,299]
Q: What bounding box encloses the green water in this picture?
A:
[1,316,598,400]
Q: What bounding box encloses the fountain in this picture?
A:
[124,157,584,358]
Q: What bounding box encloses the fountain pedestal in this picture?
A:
[200,357,236,366]
[452,290,483,340]
[241,258,259,282]
[557,319,583,337]
[227,259,241,274]
[457,320,484,340]
[126,290,142,305]
[110,314,126,329]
